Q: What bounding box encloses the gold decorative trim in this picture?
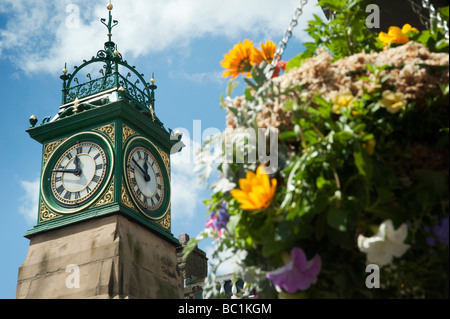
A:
[43,137,67,166]
[93,123,115,146]
[121,181,136,210]
[122,124,137,146]
[39,199,62,222]
[93,179,115,208]
[156,147,170,176]
[155,203,171,230]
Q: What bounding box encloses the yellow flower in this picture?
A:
[221,39,254,80]
[230,166,277,210]
[251,40,277,66]
[378,24,419,47]
[362,138,376,156]
[378,90,407,113]
[332,90,356,114]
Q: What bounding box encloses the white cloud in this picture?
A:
[0,0,324,74]
[18,178,40,225]
[170,134,209,224]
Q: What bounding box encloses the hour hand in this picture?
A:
[52,168,79,174]
[132,158,150,182]
[143,161,151,182]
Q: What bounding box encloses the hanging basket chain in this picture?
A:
[408,0,449,39]
[272,0,308,67]
[424,0,449,40]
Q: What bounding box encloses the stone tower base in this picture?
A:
[16,214,183,299]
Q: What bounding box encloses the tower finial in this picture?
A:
[101,0,118,43]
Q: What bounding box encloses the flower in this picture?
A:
[266,247,322,293]
[378,90,407,113]
[272,60,287,78]
[230,165,277,210]
[425,216,449,246]
[378,24,419,47]
[221,39,254,80]
[357,219,410,267]
[251,40,276,66]
[205,199,230,237]
[362,138,376,156]
[331,90,355,114]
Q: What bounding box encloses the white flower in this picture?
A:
[357,219,410,267]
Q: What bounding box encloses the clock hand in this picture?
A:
[143,161,151,182]
[132,158,150,182]
[73,155,82,176]
[52,168,80,174]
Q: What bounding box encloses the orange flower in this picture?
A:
[251,40,277,66]
[378,24,419,47]
[230,166,277,210]
[220,39,254,80]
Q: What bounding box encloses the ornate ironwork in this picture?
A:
[59,2,159,123]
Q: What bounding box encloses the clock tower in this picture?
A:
[16,2,184,299]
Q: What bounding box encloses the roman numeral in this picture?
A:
[155,193,160,202]
[155,172,160,178]
[131,178,137,186]
[64,191,72,200]
[157,183,162,190]
[56,185,64,195]
[66,153,73,160]
[85,185,91,194]
[96,163,103,170]
[144,152,148,161]
[142,196,147,205]
[88,147,92,154]
[150,198,155,206]
[135,188,141,197]
[92,175,100,183]
[77,147,83,154]
[93,153,100,160]
[137,151,142,159]
[55,176,62,183]
[74,192,81,200]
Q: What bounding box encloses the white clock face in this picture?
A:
[50,141,108,206]
[126,146,164,212]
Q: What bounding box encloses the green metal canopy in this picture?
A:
[38,3,162,128]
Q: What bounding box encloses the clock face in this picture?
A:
[50,141,108,206]
[125,145,164,212]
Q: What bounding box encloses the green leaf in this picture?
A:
[279,131,297,140]
[354,144,373,179]
[227,214,241,236]
[327,207,348,231]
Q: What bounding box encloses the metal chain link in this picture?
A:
[272,0,308,67]
[409,0,449,39]
[423,0,449,39]
[407,0,430,28]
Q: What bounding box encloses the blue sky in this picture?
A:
[0,0,325,298]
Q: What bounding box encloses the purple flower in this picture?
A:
[205,200,230,237]
[266,247,322,293]
[425,216,449,246]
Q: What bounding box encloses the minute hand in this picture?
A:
[52,168,79,174]
[132,158,150,181]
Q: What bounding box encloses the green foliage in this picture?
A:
[187,0,449,299]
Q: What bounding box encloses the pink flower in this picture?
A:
[272,60,287,78]
[266,247,322,293]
